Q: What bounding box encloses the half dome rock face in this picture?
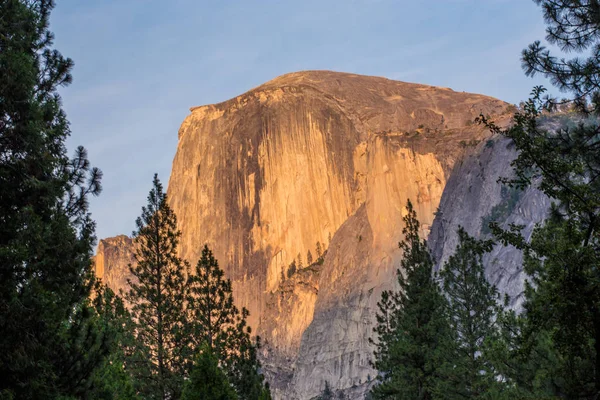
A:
[96,71,512,399]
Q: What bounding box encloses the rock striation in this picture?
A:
[95,71,531,399]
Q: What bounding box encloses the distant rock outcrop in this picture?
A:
[95,71,536,399]
[94,235,135,296]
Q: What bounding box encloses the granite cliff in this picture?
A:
[95,71,545,399]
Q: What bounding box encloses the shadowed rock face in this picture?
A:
[428,136,550,310]
[95,70,517,399]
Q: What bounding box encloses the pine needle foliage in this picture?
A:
[0,0,107,397]
[370,200,451,399]
[477,1,600,397]
[125,174,191,400]
[182,345,238,400]
[439,228,501,398]
[188,245,271,400]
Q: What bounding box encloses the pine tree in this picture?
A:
[319,381,334,400]
[88,285,139,400]
[297,253,304,270]
[502,209,597,398]
[439,228,501,398]
[188,245,237,355]
[316,241,323,259]
[307,250,313,265]
[188,245,270,400]
[487,297,561,399]
[478,1,600,397]
[181,345,238,400]
[287,261,297,279]
[125,174,191,400]
[0,1,107,398]
[370,200,451,399]
[228,332,272,400]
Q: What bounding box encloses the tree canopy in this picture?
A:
[125,175,191,400]
[0,0,107,397]
[477,1,600,397]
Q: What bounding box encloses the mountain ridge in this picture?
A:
[95,70,524,399]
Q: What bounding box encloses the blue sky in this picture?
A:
[50,0,552,242]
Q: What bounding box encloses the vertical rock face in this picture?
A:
[94,235,135,296]
[95,71,516,399]
[289,142,447,399]
[428,136,550,310]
